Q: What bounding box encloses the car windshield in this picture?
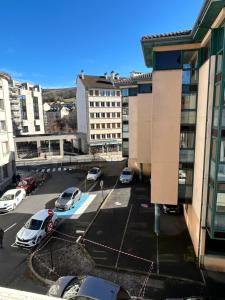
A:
[0,194,14,201]
[122,171,131,176]
[62,277,82,299]
[24,218,43,230]
[89,168,98,174]
[61,192,73,198]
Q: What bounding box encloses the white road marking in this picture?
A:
[92,256,108,260]
[4,223,17,233]
[58,167,61,171]
[87,180,99,192]
[52,168,56,172]
[11,242,18,248]
[63,168,67,171]
[47,168,51,172]
[92,249,106,253]
[69,194,96,219]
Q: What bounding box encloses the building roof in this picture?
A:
[78,75,118,89]
[141,30,191,42]
[0,71,11,81]
[116,72,152,86]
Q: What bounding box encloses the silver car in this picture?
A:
[47,275,131,299]
[55,187,82,211]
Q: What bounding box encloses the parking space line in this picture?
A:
[47,168,51,172]
[4,223,17,233]
[115,204,133,268]
[58,167,61,171]
[92,256,108,261]
[52,168,56,172]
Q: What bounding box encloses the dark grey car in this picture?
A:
[47,275,131,299]
[55,187,82,211]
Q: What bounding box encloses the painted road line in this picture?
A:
[4,223,17,233]
[58,167,61,171]
[63,168,67,171]
[101,177,119,209]
[87,180,99,192]
[92,250,107,254]
[47,168,51,172]
[11,242,18,248]
[71,194,96,219]
[52,168,56,172]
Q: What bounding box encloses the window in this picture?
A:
[90,113,94,118]
[90,102,94,107]
[181,94,197,110]
[2,142,9,156]
[117,112,121,118]
[112,112,116,118]
[107,123,110,128]
[180,132,195,148]
[33,97,39,119]
[89,90,94,96]
[102,134,106,139]
[23,126,28,133]
[112,133,116,138]
[116,90,121,97]
[123,123,128,132]
[216,193,225,212]
[106,90,110,96]
[107,133,111,138]
[117,102,120,107]
[91,134,95,140]
[121,89,128,97]
[20,95,27,120]
[100,90,105,96]
[180,149,195,163]
[35,125,40,131]
[128,88,138,96]
[117,133,121,138]
[107,113,110,118]
[0,120,6,131]
[183,50,198,69]
[101,113,105,118]
[111,90,116,96]
[155,51,182,70]
[96,124,100,129]
[101,123,105,129]
[96,113,100,118]
[101,102,105,107]
[96,134,100,139]
[117,123,121,128]
[181,111,196,125]
[111,102,115,107]
[112,123,116,128]
[138,84,152,94]
[90,124,95,129]
[0,99,4,110]
[95,90,99,96]
[95,102,99,107]
[106,102,110,107]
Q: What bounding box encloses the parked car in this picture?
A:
[162,204,183,215]
[0,189,26,212]
[16,176,37,194]
[47,275,131,300]
[120,167,134,184]
[86,167,102,181]
[15,209,58,248]
[55,187,82,211]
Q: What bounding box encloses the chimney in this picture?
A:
[110,70,115,80]
[80,70,84,79]
[104,72,108,79]
[115,73,120,79]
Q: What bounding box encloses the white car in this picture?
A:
[86,167,102,181]
[119,168,134,184]
[0,189,26,212]
[15,209,58,248]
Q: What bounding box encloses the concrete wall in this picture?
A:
[184,60,210,255]
[76,77,88,134]
[151,70,182,204]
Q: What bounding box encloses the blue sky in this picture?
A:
[1,0,203,88]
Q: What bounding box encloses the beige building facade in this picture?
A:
[118,1,225,271]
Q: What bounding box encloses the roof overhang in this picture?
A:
[141,0,225,68]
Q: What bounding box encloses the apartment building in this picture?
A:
[76,72,122,155]
[117,0,225,271]
[0,72,15,191]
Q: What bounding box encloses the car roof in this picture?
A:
[62,187,78,193]
[31,209,52,221]
[3,189,19,196]
[76,276,120,300]
[90,167,100,170]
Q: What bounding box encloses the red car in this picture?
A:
[16,176,37,194]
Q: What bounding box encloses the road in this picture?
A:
[0,162,123,294]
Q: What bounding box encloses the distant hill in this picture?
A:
[42,87,76,103]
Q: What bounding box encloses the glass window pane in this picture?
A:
[214,214,225,231]
[212,138,217,161]
[215,83,221,107]
[208,186,214,209]
[180,132,195,148]
[213,108,219,127]
[178,185,193,199]
[210,160,216,179]
[155,51,182,70]
[218,164,225,181]
[181,111,196,124]
[180,149,194,162]
[207,207,212,229]
[216,53,223,74]
[123,124,128,132]
[121,89,128,97]
[123,132,129,138]
[181,94,197,110]
[222,109,225,127]
[179,169,193,185]
[128,88,138,96]
[220,141,225,162]
[217,193,225,212]
[183,50,198,69]
[138,84,152,94]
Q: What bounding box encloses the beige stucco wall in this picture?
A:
[128,93,152,175]
[204,255,225,272]
[184,60,210,255]
[151,70,182,204]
